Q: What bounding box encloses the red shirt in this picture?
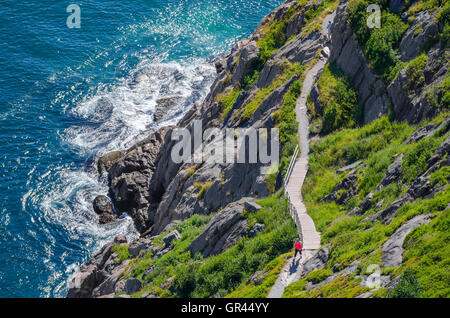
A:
[295,241,302,250]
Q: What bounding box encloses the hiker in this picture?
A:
[327,20,332,40]
[294,238,303,259]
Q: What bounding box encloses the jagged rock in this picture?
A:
[249,75,299,124]
[93,195,113,215]
[108,126,173,233]
[248,223,265,238]
[337,161,363,174]
[399,11,439,62]
[163,230,181,249]
[247,270,267,286]
[272,30,322,66]
[381,214,431,267]
[428,134,450,166]
[92,275,119,298]
[330,2,389,124]
[187,200,249,257]
[128,238,152,258]
[375,154,403,191]
[388,47,447,124]
[349,192,374,216]
[231,41,259,85]
[154,97,179,121]
[243,199,262,212]
[114,236,127,244]
[142,265,155,281]
[306,260,359,290]
[154,248,170,259]
[309,83,322,114]
[122,278,142,294]
[160,277,175,292]
[98,151,124,174]
[321,169,359,204]
[404,124,436,144]
[303,245,330,273]
[98,212,117,225]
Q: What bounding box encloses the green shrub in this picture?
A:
[349,1,408,82]
[306,268,334,284]
[405,53,428,90]
[316,63,361,134]
[112,244,131,264]
[388,269,422,298]
[430,166,450,186]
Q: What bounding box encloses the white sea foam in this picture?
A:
[29,57,215,297]
[65,59,215,156]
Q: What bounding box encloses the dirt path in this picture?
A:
[267,12,336,298]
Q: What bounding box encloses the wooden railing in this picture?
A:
[283,145,301,236]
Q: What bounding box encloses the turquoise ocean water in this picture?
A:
[0,0,283,297]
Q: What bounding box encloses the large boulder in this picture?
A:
[399,11,439,62]
[187,199,250,257]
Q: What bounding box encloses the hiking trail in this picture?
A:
[267,12,335,298]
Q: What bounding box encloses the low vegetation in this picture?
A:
[121,191,297,298]
[281,113,450,298]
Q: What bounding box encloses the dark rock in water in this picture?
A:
[99,213,116,225]
[215,60,226,74]
[97,151,124,174]
[187,199,249,258]
[114,236,127,244]
[154,97,179,121]
[107,126,173,233]
[93,195,113,215]
[92,97,114,122]
[163,230,181,249]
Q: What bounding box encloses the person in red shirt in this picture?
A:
[294,238,303,259]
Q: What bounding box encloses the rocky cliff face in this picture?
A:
[68,0,449,298]
[330,0,448,125]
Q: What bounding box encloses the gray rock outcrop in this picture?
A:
[381,214,431,267]
[330,1,389,124]
[187,199,251,257]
